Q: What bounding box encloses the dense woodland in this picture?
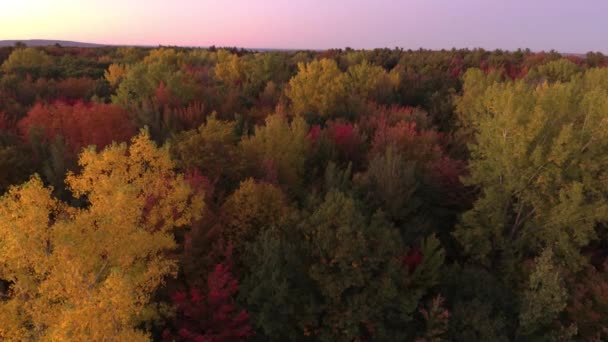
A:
[1,44,608,341]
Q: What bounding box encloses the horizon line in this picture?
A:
[0,38,602,55]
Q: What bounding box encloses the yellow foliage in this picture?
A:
[104,63,128,87]
[221,178,291,252]
[285,58,348,117]
[0,130,203,340]
[214,50,244,85]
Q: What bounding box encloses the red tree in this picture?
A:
[164,263,254,342]
[19,101,136,154]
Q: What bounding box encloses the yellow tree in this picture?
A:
[104,63,128,88]
[0,130,203,341]
[240,114,309,190]
[285,58,348,117]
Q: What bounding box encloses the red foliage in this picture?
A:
[369,117,442,164]
[403,247,423,274]
[172,102,207,131]
[18,101,136,153]
[164,263,254,342]
[326,121,364,163]
[56,77,97,100]
[428,157,470,207]
[307,125,322,143]
[185,168,215,203]
[567,260,608,340]
[155,81,181,108]
[358,105,429,138]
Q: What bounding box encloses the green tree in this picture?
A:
[240,113,309,191]
[219,178,291,266]
[519,249,568,337]
[171,114,243,193]
[300,191,444,341]
[455,68,608,271]
[346,60,393,104]
[1,47,52,78]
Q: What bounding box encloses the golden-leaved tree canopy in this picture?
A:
[0,130,203,341]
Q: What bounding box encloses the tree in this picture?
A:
[298,191,444,341]
[219,178,291,267]
[358,146,419,223]
[104,63,128,87]
[525,58,582,84]
[171,114,242,194]
[0,132,33,194]
[163,263,253,341]
[112,62,196,106]
[1,47,52,77]
[0,130,203,340]
[19,101,136,155]
[240,114,309,191]
[519,249,568,337]
[346,60,394,104]
[285,59,348,117]
[454,68,608,271]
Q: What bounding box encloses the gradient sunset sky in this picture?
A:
[2,0,607,52]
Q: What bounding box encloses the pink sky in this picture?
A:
[1,0,607,52]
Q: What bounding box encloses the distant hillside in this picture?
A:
[0,39,110,48]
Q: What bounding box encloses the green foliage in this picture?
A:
[346,60,394,104]
[519,248,568,337]
[358,146,419,222]
[220,178,291,265]
[440,265,515,341]
[1,47,52,77]
[112,61,195,106]
[526,58,582,83]
[240,114,309,191]
[171,114,242,192]
[2,46,608,341]
[239,221,315,341]
[455,68,608,270]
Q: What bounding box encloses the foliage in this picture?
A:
[163,263,253,341]
[1,47,52,77]
[171,114,242,193]
[19,101,136,154]
[285,58,349,117]
[1,46,608,341]
[455,67,608,270]
[0,130,203,340]
[240,113,309,190]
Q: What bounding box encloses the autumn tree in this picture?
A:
[19,101,136,154]
[525,58,582,84]
[346,60,394,104]
[455,67,608,271]
[104,63,129,87]
[0,130,203,340]
[112,61,196,106]
[171,114,242,195]
[163,263,253,341]
[285,58,349,117]
[1,47,52,78]
[219,178,291,268]
[240,113,309,191]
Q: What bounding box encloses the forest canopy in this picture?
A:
[1,44,608,341]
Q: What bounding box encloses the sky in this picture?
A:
[1,0,607,52]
